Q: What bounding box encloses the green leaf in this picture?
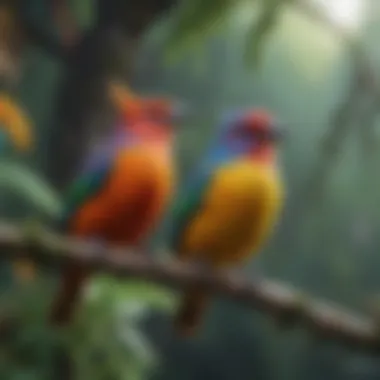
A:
[88,277,176,312]
[117,326,156,364]
[0,161,62,219]
[69,284,158,380]
[244,0,284,66]
[165,0,234,61]
[70,0,95,29]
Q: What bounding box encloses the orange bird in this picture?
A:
[50,91,181,326]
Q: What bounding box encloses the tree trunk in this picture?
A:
[45,0,176,190]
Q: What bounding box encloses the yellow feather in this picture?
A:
[180,159,284,267]
[0,94,33,152]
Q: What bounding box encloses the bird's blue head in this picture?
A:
[216,108,285,164]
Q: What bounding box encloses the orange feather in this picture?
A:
[50,145,174,325]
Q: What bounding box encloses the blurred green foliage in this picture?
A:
[1,0,380,380]
[165,0,293,66]
[0,276,175,379]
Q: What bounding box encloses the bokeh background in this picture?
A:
[1,0,380,379]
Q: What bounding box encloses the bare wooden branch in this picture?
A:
[0,221,380,352]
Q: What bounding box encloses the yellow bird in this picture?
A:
[171,109,285,336]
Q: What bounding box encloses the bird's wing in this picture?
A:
[60,150,116,230]
[60,127,137,230]
[170,168,214,253]
[170,142,238,253]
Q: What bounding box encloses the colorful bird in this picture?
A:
[50,94,180,326]
[171,109,285,337]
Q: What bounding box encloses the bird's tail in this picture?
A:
[174,288,209,337]
[50,264,88,326]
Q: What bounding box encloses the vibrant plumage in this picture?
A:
[171,109,285,336]
[50,94,179,326]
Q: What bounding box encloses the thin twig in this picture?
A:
[293,0,380,186]
[284,0,380,241]
[0,221,380,352]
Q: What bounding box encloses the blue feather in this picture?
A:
[60,128,136,231]
[60,156,114,231]
[170,111,251,250]
[81,128,135,174]
[170,169,212,251]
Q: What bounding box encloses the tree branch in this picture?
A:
[22,19,70,61]
[7,0,70,62]
[0,221,380,352]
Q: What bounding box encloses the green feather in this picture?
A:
[171,172,213,252]
[60,163,112,230]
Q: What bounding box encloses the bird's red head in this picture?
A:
[124,97,186,147]
[109,83,183,146]
[143,98,176,124]
[232,108,285,164]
